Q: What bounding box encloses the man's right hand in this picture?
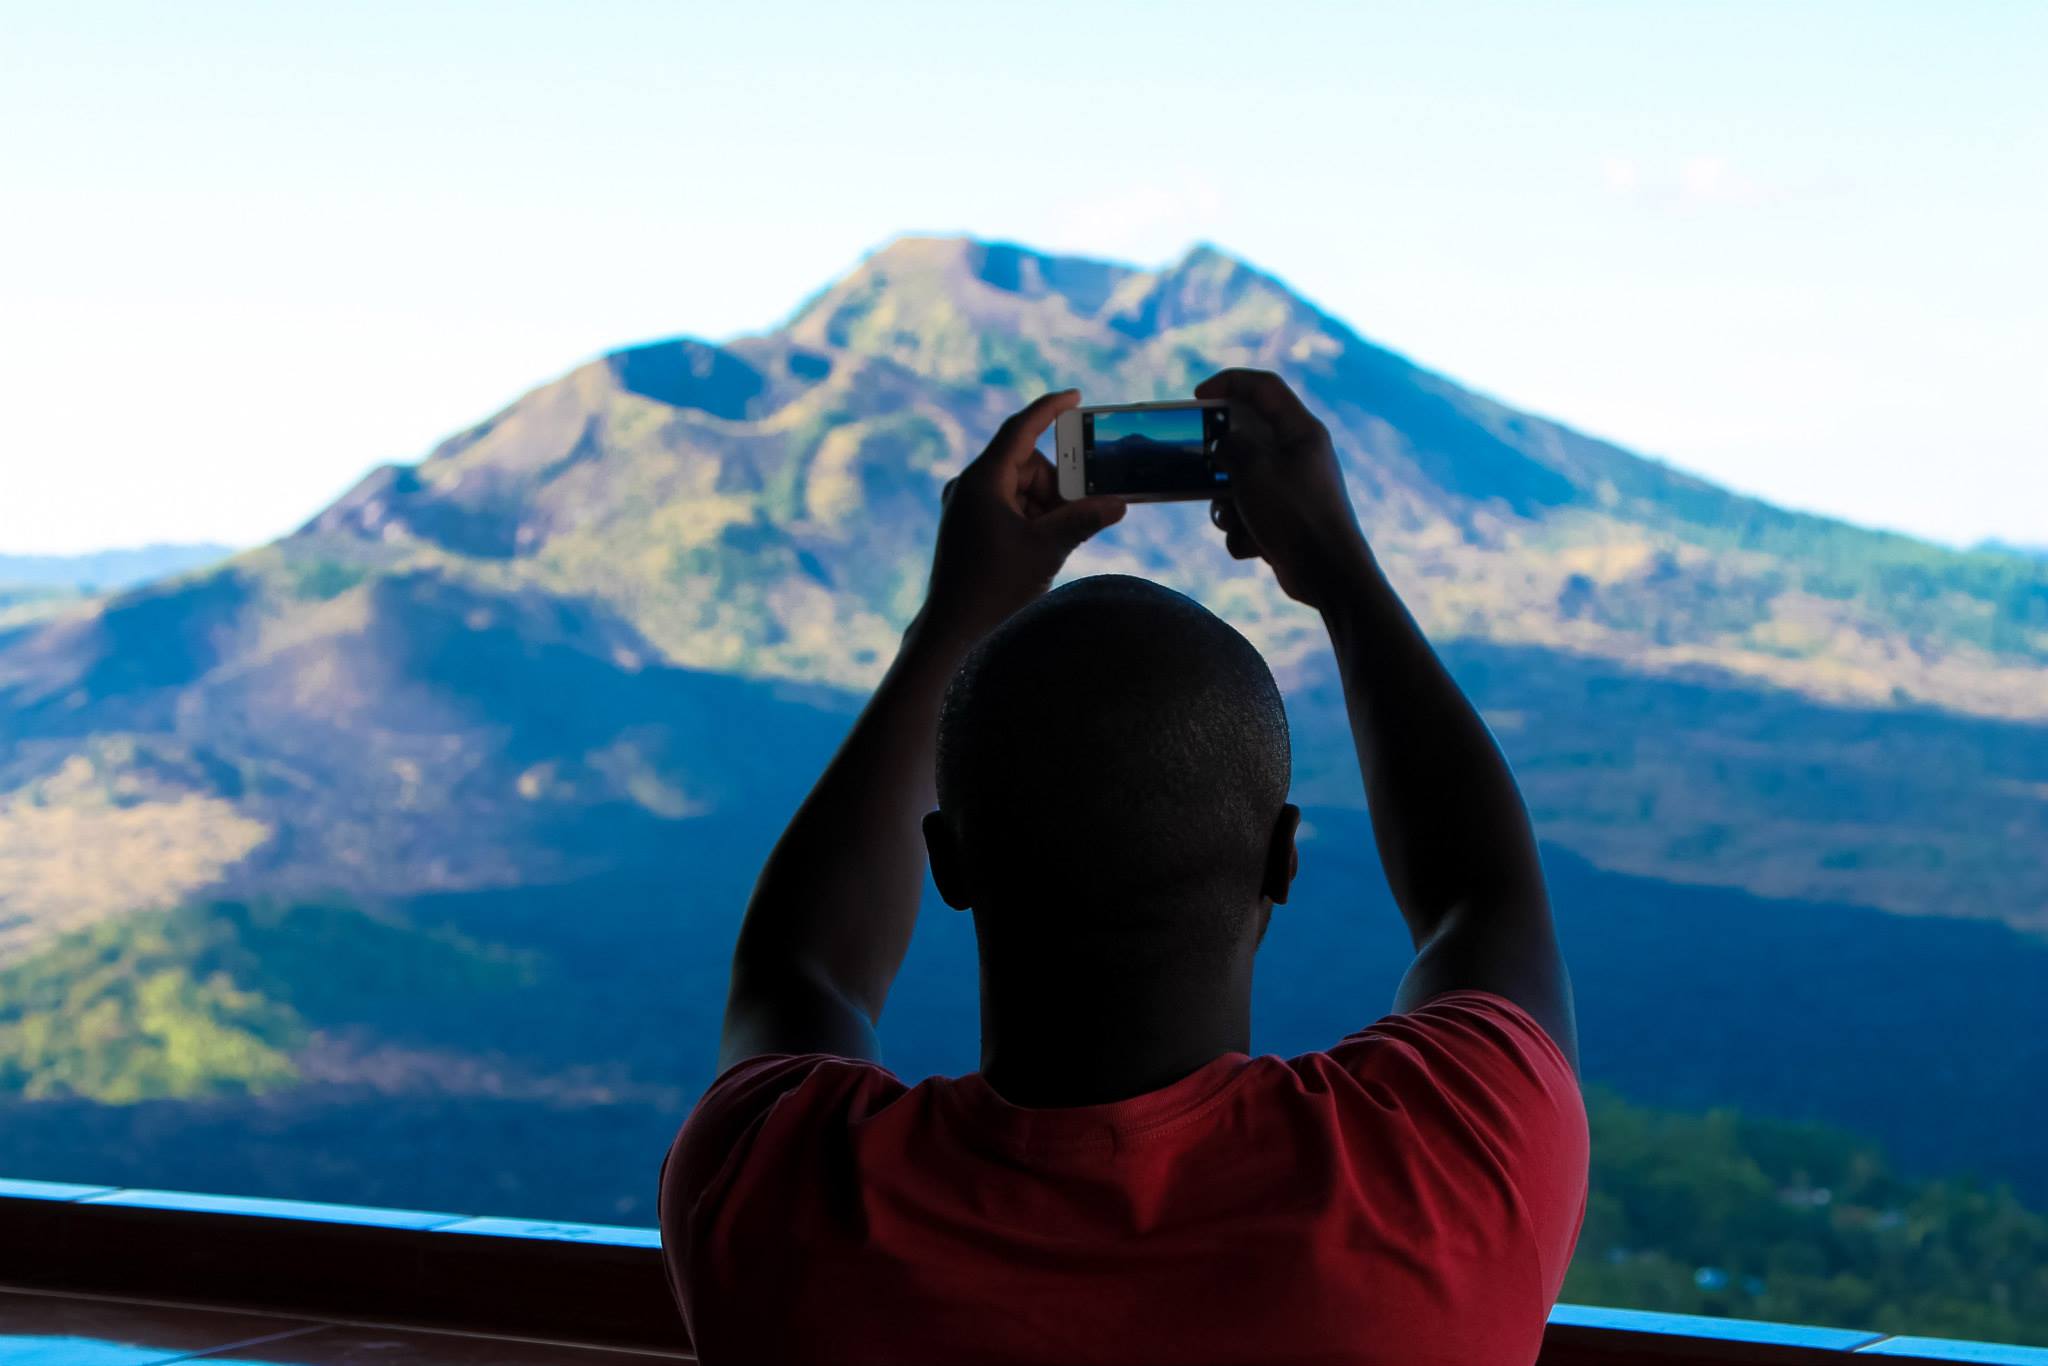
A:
[1197,368,1371,611]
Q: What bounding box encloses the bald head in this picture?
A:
[933,575,1292,958]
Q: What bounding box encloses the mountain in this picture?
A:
[1,236,2046,1219]
[3,236,2042,948]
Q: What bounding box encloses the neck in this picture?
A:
[975,942,1254,1108]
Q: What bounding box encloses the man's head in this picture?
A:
[926,575,1297,974]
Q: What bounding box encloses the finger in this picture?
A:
[1211,433,1257,474]
[1019,449,1058,508]
[1193,368,1320,439]
[983,389,1082,472]
[1034,495,1126,550]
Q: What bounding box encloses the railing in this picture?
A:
[2,1178,2044,1365]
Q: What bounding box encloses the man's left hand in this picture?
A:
[920,389,1126,644]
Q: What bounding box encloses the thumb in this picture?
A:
[1211,432,1261,476]
[1035,495,1127,550]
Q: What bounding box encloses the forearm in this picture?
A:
[1320,549,1545,946]
[730,610,973,1020]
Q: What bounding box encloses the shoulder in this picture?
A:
[1345,990,1576,1081]
[1310,993,1589,1296]
[657,1054,905,1331]
[1317,990,1586,1172]
[1329,992,1588,1276]
[661,1053,905,1224]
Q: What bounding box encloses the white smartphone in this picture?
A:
[1055,399,1234,503]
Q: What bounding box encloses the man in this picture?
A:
[660,371,1586,1365]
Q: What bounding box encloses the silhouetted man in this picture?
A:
[659,372,1586,1365]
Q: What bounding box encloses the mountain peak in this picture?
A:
[1105,240,1302,340]
[1168,240,1251,274]
[774,233,1312,384]
[856,233,981,274]
[790,235,1140,331]
[882,234,1290,325]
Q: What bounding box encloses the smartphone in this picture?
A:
[1055,399,1233,502]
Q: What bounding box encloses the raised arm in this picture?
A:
[1198,369,1577,1070]
[714,390,1125,1074]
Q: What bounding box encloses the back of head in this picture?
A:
[935,575,1291,960]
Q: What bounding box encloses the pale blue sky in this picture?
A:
[3,0,2043,554]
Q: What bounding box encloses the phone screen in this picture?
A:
[1081,404,1230,496]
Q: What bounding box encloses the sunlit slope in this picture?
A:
[0,235,2043,946]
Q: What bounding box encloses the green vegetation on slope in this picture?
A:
[0,906,301,1100]
[1569,1088,2048,1346]
[0,902,534,1102]
[1699,514,2048,658]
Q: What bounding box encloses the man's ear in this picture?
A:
[1262,803,1301,906]
[922,809,975,911]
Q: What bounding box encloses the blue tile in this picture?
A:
[1549,1302,1884,1350]
[0,1290,317,1365]
[78,1189,465,1230]
[431,1216,664,1249]
[0,1177,117,1202]
[0,1334,195,1365]
[1858,1338,2048,1363]
[183,1323,686,1361]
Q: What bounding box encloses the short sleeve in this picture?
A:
[659,1055,896,1286]
[1331,991,1589,1301]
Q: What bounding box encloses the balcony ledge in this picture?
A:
[2,1179,2043,1365]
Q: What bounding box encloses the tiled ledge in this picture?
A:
[0,1178,683,1354]
[2,1179,2044,1365]
[1543,1304,2048,1364]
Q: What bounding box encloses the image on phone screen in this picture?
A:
[1083,406,1230,496]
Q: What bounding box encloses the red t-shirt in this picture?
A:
[661,991,1587,1366]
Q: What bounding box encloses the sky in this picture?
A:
[2,0,2044,556]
